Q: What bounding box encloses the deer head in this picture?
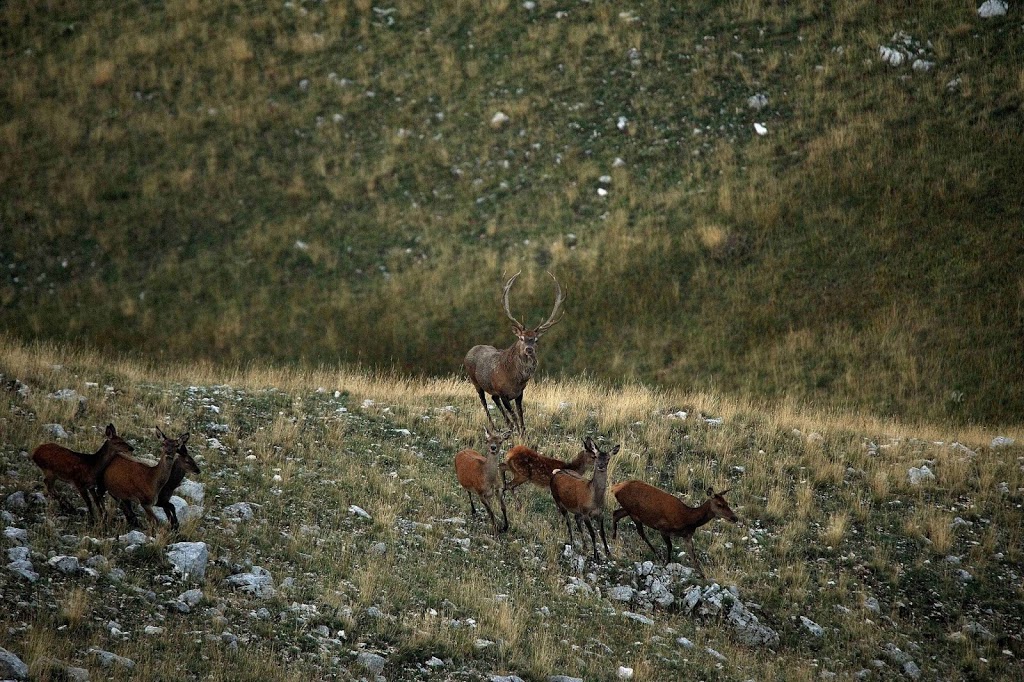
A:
[501,271,565,359]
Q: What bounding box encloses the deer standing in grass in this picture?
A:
[503,437,598,495]
[97,427,187,529]
[454,428,513,535]
[611,481,738,577]
[153,436,200,529]
[549,440,620,561]
[31,423,135,522]
[464,271,565,438]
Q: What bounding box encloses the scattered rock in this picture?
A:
[43,423,69,439]
[490,111,510,128]
[991,436,1015,448]
[907,465,935,485]
[35,658,89,682]
[4,527,29,545]
[348,505,372,520]
[4,491,26,510]
[978,1,1009,18]
[621,611,655,626]
[607,585,635,602]
[176,479,205,503]
[801,616,824,637]
[356,651,386,674]
[549,676,583,682]
[0,646,28,680]
[118,530,149,547]
[88,648,135,669]
[7,559,38,582]
[223,502,254,522]
[747,93,768,110]
[167,541,209,582]
[617,666,634,679]
[224,566,275,597]
[47,555,81,574]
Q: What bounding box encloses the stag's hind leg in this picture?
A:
[491,395,516,432]
[512,395,526,437]
[476,389,498,429]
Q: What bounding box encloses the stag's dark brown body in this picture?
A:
[464,271,564,437]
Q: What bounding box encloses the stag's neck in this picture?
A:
[499,343,537,383]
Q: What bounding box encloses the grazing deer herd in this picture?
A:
[29,271,738,576]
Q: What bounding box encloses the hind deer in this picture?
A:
[31,423,135,522]
[96,427,186,529]
[611,482,738,577]
[549,440,619,561]
[454,427,513,535]
[464,271,565,437]
[503,437,598,495]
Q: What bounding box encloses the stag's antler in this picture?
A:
[501,271,565,334]
[501,271,525,331]
[535,271,565,334]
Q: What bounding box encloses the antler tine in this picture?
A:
[534,271,566,333]
[501,271,525,329]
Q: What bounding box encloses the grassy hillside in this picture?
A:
[1,1,1022,423]
[1,338,1023,681]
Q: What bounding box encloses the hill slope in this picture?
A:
[1,1,1022,422]
[1,338,1023,680]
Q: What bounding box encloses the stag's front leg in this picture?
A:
[477,389,498,430]
[512,395,526,437]
[493,395,516,432]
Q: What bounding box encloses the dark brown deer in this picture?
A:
[611,482,738,577]
[31,423,135,522]
[464,271,565,437]
[549,440,619,561]
[154,436,201,529]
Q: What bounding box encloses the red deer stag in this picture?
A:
[611,481,738,577]
[503,437,598,495]
[31,423,135,522]
[549,440,619,561]
[464,271,565,437]
[454,427,513,535]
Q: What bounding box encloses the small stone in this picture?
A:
[7,560,38,582]
[549,676,583,682]
[490,111,510,128]
[166,541,208,582]
[4,527,29,545]
[4,492,26,509]
[44,423,70,439]
[0,646,29,680]
[223,502,254,521]
[426,656,445,667]
[118,530,148,546]
[144,626,164,635]
[369,542,387,556]
[676,637,695,648]
[617,666,634,680]
[47,555,81,574]
[978,1,1009,19]
[747,93,768,110]
[356,651,386,674]
[348,504,371,520]
[474,638,495,649]
[88,648,135,669]
[179,588,203,606]
[907,465,935,485]
[801,616,824,637]
[607,585,635,602]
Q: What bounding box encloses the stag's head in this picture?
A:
[502,271,565,358]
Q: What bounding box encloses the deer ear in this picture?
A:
[706,487,714,497]
[610,445,621,456]
[155,426,167,440]
[179,432,190,445]
[105,424,117,438]
[719,488,730,496]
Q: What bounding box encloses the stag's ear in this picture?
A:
[155,426,167,440]
[706,487,714,497]
[105,424,117,438]
[179,432,190,445]
[718,488,730,496]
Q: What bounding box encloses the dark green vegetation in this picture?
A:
[2,1,1022,423]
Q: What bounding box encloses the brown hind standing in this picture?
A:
[97,427,185,529]
[549,441,619,561]
[154,437,201,529]
[30,423,135,521]
[464,271,565,437]
[454,428,512,535]
[503,437,598,495]
[611,481,738,577]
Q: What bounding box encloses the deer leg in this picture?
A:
[476,389,498,429]
[597,515,610,559]
[73,482,98,522]
[559,506,575,548]
[142,504,161,530]
[119,500,141,527]
[512,395,526,437]
[685,536,706,577]
[44,474,75,514]
[479,495,500,536]
[582,517,599,561]
[495,395,517,432]
[497,488,510,533]
[91,486,109,522]
[634,520,662,558]
[465,490,478,517]
[161,501,180,530]
[611,508,630,539]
